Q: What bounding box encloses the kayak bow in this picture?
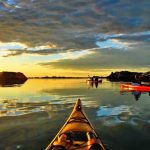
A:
[45,99,106,150]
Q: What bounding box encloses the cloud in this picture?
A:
[2,49,26,57]
[2,49,62,57]
[95,31,150,49]
[1,42,94,58]
[0,0,150,74]
[0,0,149,48]
[1,30,150,58]
[39,44,150,70]
[0,41,65,57]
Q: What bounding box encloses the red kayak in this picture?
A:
[120,83,150,92]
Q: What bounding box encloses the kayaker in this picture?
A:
[53,133,68,148]
[59,134,67,143]
[95,76,99,82]
[91,76,94,81]
[57,133,73,149]
[131,82,140,86]
[88,75,94,81]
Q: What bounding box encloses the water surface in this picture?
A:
[0,79,150,150]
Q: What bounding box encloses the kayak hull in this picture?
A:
[86,80,102,83]
[120,83,150,92]
[45,99,106,150]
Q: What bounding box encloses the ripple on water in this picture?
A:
[97,105,132,117]
[0,99,47,117]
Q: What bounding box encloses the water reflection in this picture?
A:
[132,91,141,100]
[97,105,134,126]
[86,81,102,88]
[120,89,150,101]
[0,79,27,87]
[0,79,150,150]
[0,100,46,117]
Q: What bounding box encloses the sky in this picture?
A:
[0,0,150,77]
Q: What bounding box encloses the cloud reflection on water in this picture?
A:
[96,104,150,127]
[0,100,46,117]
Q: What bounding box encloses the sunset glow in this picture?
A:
[0,0,149,77]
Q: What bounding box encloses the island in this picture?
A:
[0,72,28,86]
[107,71,150,82]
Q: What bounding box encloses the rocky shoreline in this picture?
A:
[107,71,150,82]
[0,72,28,86]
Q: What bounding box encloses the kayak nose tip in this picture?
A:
[75,98,82,111]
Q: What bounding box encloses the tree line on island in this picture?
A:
[107,71,150,83]
[29,76,87,79]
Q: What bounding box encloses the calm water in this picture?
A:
[0,79,150,150]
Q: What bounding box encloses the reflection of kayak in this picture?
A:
[86,80,102,83]
[45,99,106,150]
[120,83,150,92]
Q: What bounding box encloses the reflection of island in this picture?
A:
[0,72,28,87]
[120,89,150,101]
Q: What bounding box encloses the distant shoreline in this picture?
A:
[28,76,107,79]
